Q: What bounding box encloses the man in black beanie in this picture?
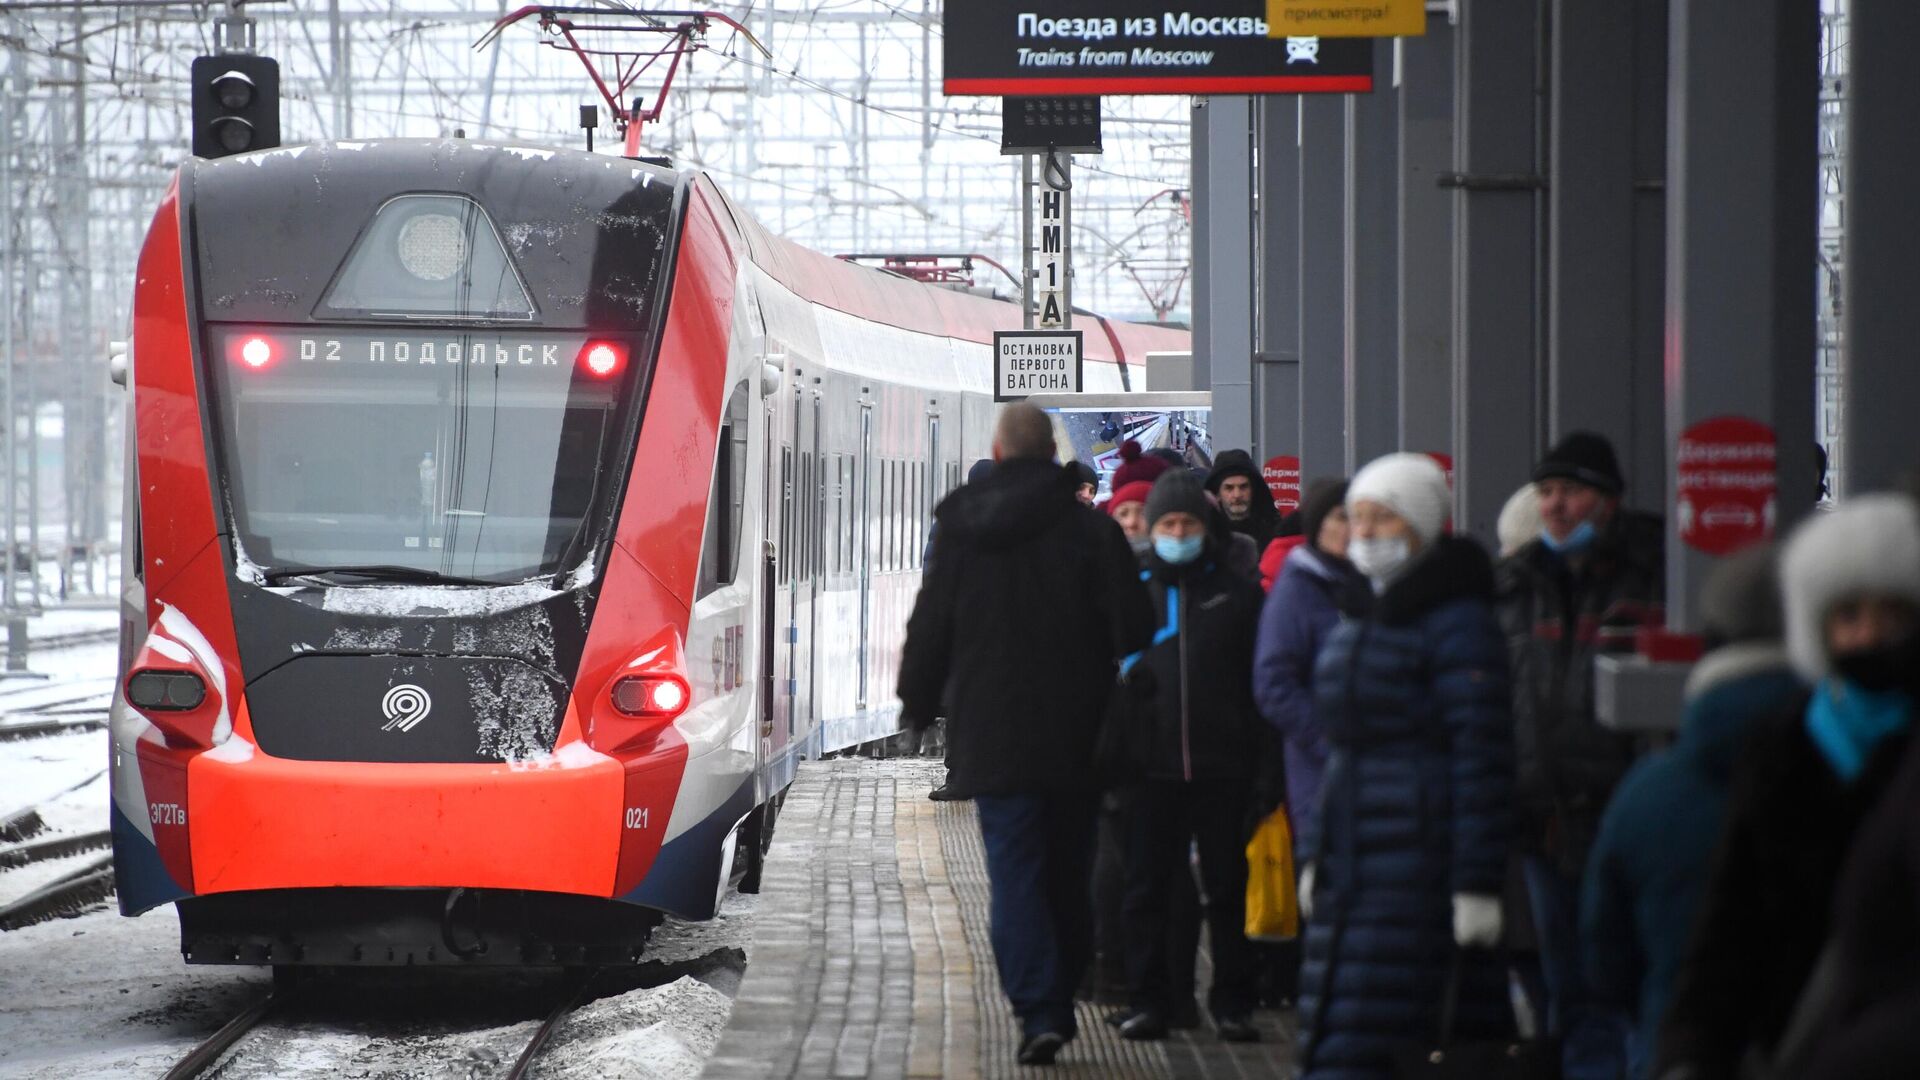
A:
[1205,449,1282,549]
[1497,430,1665,1080]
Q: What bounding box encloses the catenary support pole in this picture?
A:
[1451,0,1543,540]
[1842,0,1920,494]
[1298,95,1347,485]
[1345,38,1400,474]
[1397,25,1455,461]
[1664,0,1818,628]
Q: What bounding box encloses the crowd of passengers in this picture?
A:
[896,401,1920,1078]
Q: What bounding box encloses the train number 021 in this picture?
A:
[150,802,186,826]
[624,807,650,830]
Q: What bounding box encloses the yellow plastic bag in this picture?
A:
[1245,805,1299,942]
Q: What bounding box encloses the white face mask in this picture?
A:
[1349,535,1413,586]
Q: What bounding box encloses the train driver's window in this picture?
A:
[697,382,751,600]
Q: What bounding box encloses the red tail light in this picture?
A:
[235,335,274,370]
[580,341,624,378]
[611,675,689,718]
[590,628,691,754]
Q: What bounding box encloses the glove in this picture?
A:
[1452,893,1502,948]
[1299,862,1315,923]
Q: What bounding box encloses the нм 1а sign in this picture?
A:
[995,330,1084,402]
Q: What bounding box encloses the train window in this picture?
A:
[801,451,813,580]
[880,460,892,574]
[841,455,853,575]
[697,382,751,600]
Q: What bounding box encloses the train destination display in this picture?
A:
[944,1,1374,96]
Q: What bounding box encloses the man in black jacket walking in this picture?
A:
[898,402,1154,1066]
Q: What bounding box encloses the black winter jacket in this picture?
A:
[1654,705,1908,1078]
[1497,510,1664,870]
[897,458,1154,797]
[1125,543,1266,784]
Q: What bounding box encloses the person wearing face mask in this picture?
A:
[1652,495,1920,1080]
[1293,454,1515,1080]
[1497,430,1664,1080]
[1108,469,1268,1044]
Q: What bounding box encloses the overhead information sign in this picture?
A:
[1266,0,1426,38]
[944,2,1374,96]
[995,331,1084,401]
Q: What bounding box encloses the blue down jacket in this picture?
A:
[1297,536,1516,1080]
[1254,544,1368,843]
[1579,643,1801,1075]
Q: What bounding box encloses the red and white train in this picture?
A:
[110,139,1187,964]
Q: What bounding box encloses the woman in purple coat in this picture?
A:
[1253,479,1367,843]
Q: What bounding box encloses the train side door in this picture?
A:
[856,394,874,711]
[786,370,812,742]
[760,363,784,748]
[807,380,824,740]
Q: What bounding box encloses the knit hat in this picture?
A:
[1534,431,1625,496]
[1700,543,1783,646]
[1145,469,1211,527]
[1299,479,1350,552]
[1110,440,1171,493]
[1497,484,1544,557]
[1780,494,1920,682]
[1347,453,1451,545]
[1068,461,1097,489]
[1106,480,1154,516]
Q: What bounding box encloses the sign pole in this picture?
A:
[1021,153,1035,330]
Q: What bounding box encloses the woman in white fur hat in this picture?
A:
[1293,453,1517,1078]
[1655,494,1920,1080]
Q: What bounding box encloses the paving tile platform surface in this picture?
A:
[702,758,1295,1080]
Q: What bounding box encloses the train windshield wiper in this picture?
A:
[260,564,503,587]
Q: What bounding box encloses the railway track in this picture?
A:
[160,967,603,1080]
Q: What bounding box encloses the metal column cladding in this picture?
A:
[1344,37,1399,474]
[1397,26,1456,460]
[1843,0,1920,495]
[1548,0,1668,517]
[1450,0,1544,541]
[1256,96,1303,463]
[1664,0,1818,629]
[1193,94,1256,451]
[1297,96,1346,487]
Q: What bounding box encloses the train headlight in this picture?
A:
[127,670,208,711]
[611,675,690,720]
[396,213,468,282]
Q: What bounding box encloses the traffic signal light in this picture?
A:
[190,54,280,159]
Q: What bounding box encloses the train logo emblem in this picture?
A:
[1286,38,1321,65]
[381,684,433,733]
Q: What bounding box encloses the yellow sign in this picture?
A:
[1267,0,1428,38]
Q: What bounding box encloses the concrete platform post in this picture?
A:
[1256,97,1303,464]
[1664,0,1819,629]
[1345,38,1400,473]
[1298,96,1347,484]
[1843,0,1920,494]
[1549,0,1668,516]
[1397,25,1455,461]
[1193,95,1257,453]
[1451,0,1543,539]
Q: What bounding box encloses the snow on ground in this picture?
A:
[0,896,753,1080]
[0,610,757,1079]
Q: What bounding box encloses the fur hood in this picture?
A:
[1780,495,1920,682]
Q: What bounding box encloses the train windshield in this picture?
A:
[209,328,631,584]
[186,144,679,586]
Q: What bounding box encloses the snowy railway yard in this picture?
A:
[0,610,755,1080]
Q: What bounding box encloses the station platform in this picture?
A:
[702,759,1294,1080]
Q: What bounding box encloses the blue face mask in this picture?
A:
[1541,519,1597,555]
[1154,533,1205,566]
[1806,677,1914,783]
